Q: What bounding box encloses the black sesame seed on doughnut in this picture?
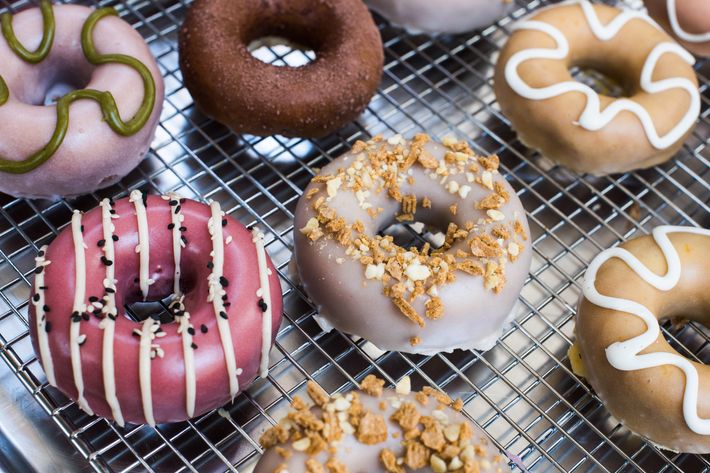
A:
[200,324,208,333]
[45,322,52,333]
[33,293,40,302]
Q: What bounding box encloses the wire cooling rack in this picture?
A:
[0,0,708,471]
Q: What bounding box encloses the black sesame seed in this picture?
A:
[221,295,228,301]
[112,235,119,242]
[219,311,228,320]
[38,250,45,257]
[80,225,84,233]
[187,327,195,336]
[88,296,99,303]
[200,324,208,334]
[168,199,178,206]
[181,235,188,245]
[38,286,48,290]
[167,223,175,230]
[32,294,40,302]
[109,197,115,206]
[34,266,44,275]
[97,239,106,247]
[223,302,231,308]
[109,209,117,215]
[179,226,187,232]
[132,331,140,338]
[222,219,227,227]
[92,309,102,317]
[105,287,116,294]
[45,322,52,333]
[78,337,86,346]
[258,298,268,312]
[108,313,117,321]
[101,256,113,266]
[82,313,90,321]
[174,205,181,214]
[191,342,198,349]
[71,313,82,323]
[180,198,186,204]
[219,276,228,287]
[43,305,50,312]
[246,225,254,231]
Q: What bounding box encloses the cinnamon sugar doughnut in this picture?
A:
[573,226,710,453]
[0,2,163,199]
[29,193,283,425]
[293,134,531,354]
[255,376,508,472]
[494,1,700,175]
[178,0,383,138]
[644,0,710,57]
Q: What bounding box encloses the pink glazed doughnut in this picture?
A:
[644,0,710,57]
[29,193,283,426]
[366,0,514,34]
[0,2,163,199]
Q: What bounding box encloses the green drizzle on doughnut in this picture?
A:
[0,2,156,174]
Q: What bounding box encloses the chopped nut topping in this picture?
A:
[307,380,330,407]
[325,458,348,473]
[409,336,421,347]
[425,297,444,320]
[360,375,385,397]
[356,412,387,445]
[405,441,430,469]
[393,297,425,327]
[380,448,405,473]
[421,197,432,209]
[306,458,325,473]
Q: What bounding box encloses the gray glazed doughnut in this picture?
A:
[255,375,508,472]
[293,135,532,354]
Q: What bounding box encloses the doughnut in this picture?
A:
[644,0,710,57]
[178,0,384,138]
[255,375,508,472]
[366,0,514,35]
[29,192,283,426]
[293,134,531,354]
[572,226,710,453]
[0,1,163,199]
[493,0,700,175]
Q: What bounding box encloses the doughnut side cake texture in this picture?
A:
[0,2,164,199]
[294,135,532,355]
[28,194,283,425]
[178,0,384,138]
[255,375,509,472]
[574,226,710,453]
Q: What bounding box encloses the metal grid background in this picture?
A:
[0,0,708,471]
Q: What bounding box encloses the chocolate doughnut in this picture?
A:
[178,0,384,138]
[293,135,532,354]
[572,226,710,453]
[494,0,700,175]
[255,375,508,472]
[0,1,163,199]
[29,193,283,425]
[644,0,710,57]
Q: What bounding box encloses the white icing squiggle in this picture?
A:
[138,318,162,426]
[207,201,239,398]
[175,300,196,418]
[667,0,710,43]
[33,246,56,386]
[252,228,273,379]
[130,190,152,300]
[504,0,700,150]
[70,211,93,415]
[582,225,710,435]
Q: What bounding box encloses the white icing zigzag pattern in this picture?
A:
[667,0,710,43]
[504,0,700,150]
[582,225,710,435]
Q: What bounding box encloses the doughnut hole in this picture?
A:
[568,65,628,98]
[248,36,315,67]
[379,221,446,252]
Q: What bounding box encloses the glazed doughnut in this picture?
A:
[0,2,163,199]
[644,0,710,57]
[255,375,508,472]
[29,192,283,426]
[366,0,514,34]
[178,0,383,138]
[293,134,531,354]
[572,226,710,453]
[494,0,700,175]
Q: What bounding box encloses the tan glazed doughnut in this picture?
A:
[644,0,710,57]
[494,0,700,175]
[573,226,710,453]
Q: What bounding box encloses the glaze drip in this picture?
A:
[583,226,710,435]
[252,228,273,378]
[504,0,699,150]
[130,190,152,300]
[33,245,55,386]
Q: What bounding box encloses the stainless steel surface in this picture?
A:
[0,0,708,471]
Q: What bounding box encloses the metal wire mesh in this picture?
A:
[0,0,708,471]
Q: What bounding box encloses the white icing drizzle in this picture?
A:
[70,211,93,415]
[666,0,710,43]
[129,190,152,300]
[33,246,56,386]
[98,199,124,427]
[207,201,239,398]
[174,297,196,418]
[504,0,700,150]
[164,193,185,297]
[138,318,158,426]
[582,225,710,435]
[251,228,273,379]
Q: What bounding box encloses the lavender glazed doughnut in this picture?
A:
[255,376,509,472]
[0,2,164,199]
[644,0,710,57]
[367,0,514,34]
[29,192,283,426]
[179,0,384,138]
[493,0,700,175]
[294,135,532,355]
[572,226,710,453]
